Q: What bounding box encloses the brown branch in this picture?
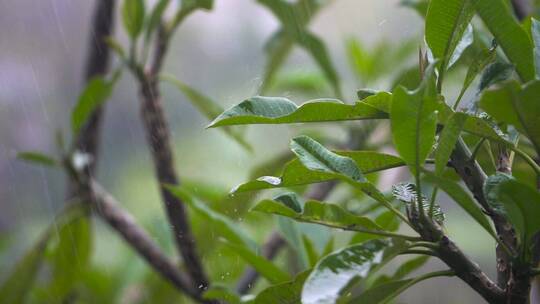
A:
[435,235,506,303]
[70,0,115,183]
[235,181,337,294]
[450,139,517,288]
[137,25,208,290]
[89,181,203,301]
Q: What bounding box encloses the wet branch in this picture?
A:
[89,181,204,301]
[136,25,208,290]
[69,0,115,185]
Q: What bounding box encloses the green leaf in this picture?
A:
[181,0,214,11]
[166,186,257,250]
[122,0,145,39]
[48,216,93,299]
[437,103,511,145]
[496,180,540,249]
[532,18,540,78]
[425,0,474,81]
[478,62,514,92]
[17,152,57,167]
[401,0,429,17]
[0,236,49,303]
[260,31,294,94]
[391,255,430,280]
[392,183,445,224]
[298,32,341,97]
[221,240,291,284]
[348,270,454,304]
[434,112,467,175]
[208,93,389,128]
[104,37,127,60]
[471,0,535,81]
[301,239,406,304]
[162,75,252,151]
[253,270,310,304]
[256,0,339,96]
[144,0,170,44]
[349,278,415,304]
[72,75,118,135]
[479,80,540,153]
[233,151,404,193]
[302,235,320,267]
[390,65,438,174]
[483,172,514,214]
[290,135,366,183]
[424,173,496,238]
[456,43,496,102]
[252,193,382,232]
[203,285,241,304]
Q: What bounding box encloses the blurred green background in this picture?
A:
[0,0,498,302]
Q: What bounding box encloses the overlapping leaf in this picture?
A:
[252,193,382,232]
[162,75,251,150]
[479,80,540,153]
[471,0,535,81]
[252,270,311,304]
[391,65,438,174]
[426,0,474,83]
[491,179,540,251]
[424,173,496,238]
[166,186,257,250]
[221,240,291,284]
[301,239,406,304]
[232,150,403,194]
[434,112,467,175]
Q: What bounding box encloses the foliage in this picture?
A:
[7,0,540,303]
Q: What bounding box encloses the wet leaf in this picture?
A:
[301,239,406,304]
[434,112,467,175]
[208,93,390,128]
[390,65,438,174]
[426,0,474,80]
[424,173,495,238]
[221,240,291,284]
[252,193,382,232]
[472,0,535,81]
[253,270,310,304]
[233,151,403,193]
[166,186,257,250]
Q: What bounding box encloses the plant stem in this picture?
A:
[510,146,540,176]
[428,187,438,218]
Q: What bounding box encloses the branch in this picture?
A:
[450,139,517,287]
[70,0,115,183]
[89,182,204,301]
[137,25,208,290]
[436,235,506,303]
